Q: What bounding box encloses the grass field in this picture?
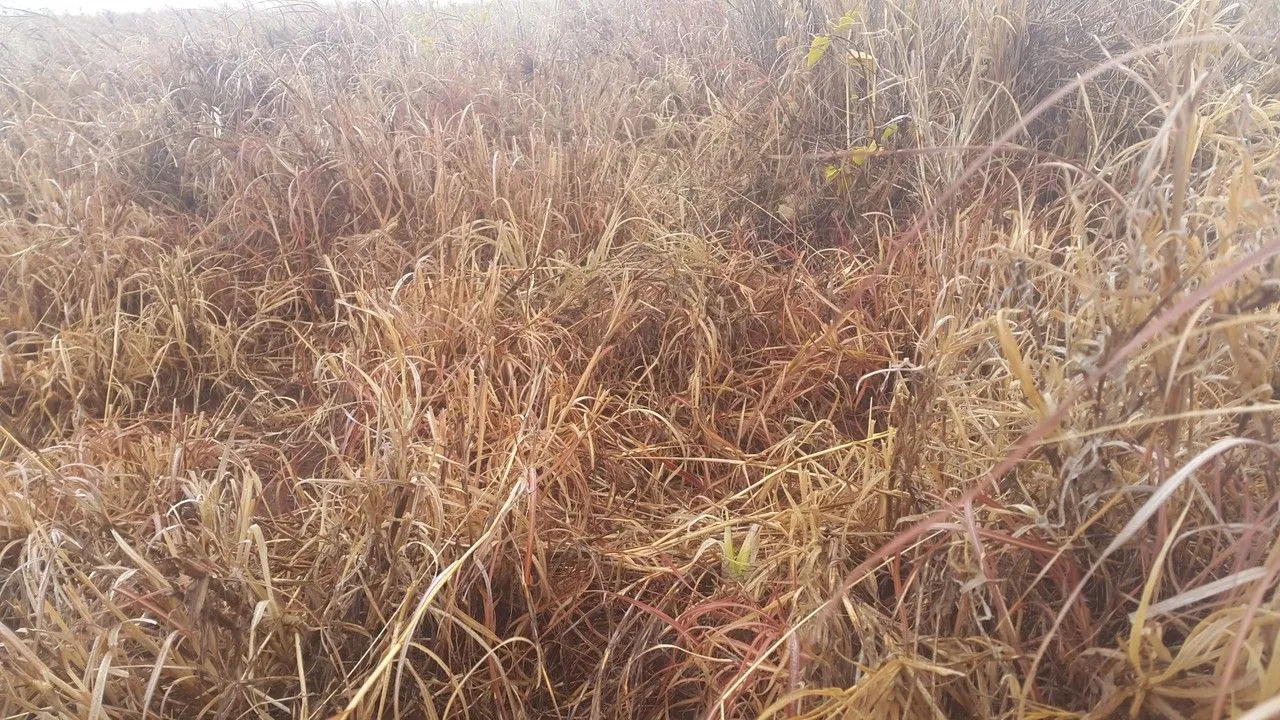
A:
[1,0,1278,717]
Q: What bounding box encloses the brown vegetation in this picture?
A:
[1,0,1278,717]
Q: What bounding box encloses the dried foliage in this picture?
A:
[1,0,1278,717]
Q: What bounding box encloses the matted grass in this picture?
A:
[1,0,1278,717]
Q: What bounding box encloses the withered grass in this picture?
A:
[1,0,1278,717]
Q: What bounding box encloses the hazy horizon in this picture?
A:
[3,0,247,15]
[2,0,465,16]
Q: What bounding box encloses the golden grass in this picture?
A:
[1,0,1278,717]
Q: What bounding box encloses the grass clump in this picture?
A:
[1,0,1278,717]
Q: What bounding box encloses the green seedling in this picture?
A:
[722,523,761,582]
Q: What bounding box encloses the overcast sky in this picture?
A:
[1,0,446,14]
[3,0,228,13]
[1,0,483,14]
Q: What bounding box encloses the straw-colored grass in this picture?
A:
[1,0,1278,717]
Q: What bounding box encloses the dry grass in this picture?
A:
[1,0,1278,717]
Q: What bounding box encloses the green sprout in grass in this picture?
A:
[722,523,761,583]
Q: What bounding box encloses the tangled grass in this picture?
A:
[1,0,1278,717]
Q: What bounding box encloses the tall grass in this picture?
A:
[1,0,1277,717]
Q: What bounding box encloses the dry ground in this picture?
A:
[1,0,1279,717]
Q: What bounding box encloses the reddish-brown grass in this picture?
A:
[1,0,1278,717]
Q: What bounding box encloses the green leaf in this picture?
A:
[831,10,858,34]
[848,141,879,166]
[806,35,832,68]
[880,122,900,143]
[823,164,842,184]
